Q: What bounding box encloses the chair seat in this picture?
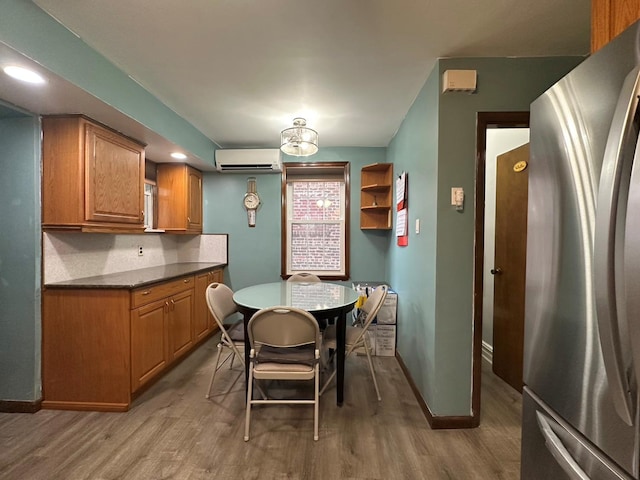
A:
[222,320,245,342]
[254,362,315,374]
[256,344,316,365]
[254,344,317,376]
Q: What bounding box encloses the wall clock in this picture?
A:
[243,177,261,227]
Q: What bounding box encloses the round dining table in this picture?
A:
[233,281,360,406]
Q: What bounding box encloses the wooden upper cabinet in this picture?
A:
[157,164,203,233]
[592,0,640,52]
[42,115,145,232]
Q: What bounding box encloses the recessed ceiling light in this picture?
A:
[170,152,187,160]
[3,65,46,84]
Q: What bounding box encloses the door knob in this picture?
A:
[490,267,503,275]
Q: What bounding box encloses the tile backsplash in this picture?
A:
[44,232,227,283]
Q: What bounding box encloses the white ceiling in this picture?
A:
[9,1,590,156]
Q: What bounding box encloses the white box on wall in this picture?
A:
[375,325,396,357]
[442,69,477,93]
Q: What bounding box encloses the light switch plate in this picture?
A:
[451,187,463,205]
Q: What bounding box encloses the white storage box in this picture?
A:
[375,325,396,357]
[376,291,397,324]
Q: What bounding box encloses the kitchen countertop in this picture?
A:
[44,262,226,289]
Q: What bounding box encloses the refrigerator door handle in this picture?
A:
[536,412,590,480]
[594,66,640,426]
[624,135,640,399]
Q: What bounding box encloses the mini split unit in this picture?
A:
[215,148,282,173]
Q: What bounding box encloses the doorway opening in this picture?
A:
[472,112,529,425]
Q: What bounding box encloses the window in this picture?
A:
[281,162,350,280]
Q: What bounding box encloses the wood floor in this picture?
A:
[0,337,522,479]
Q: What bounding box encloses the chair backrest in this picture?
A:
[358,285,389,330]
[287,272,321,283]
[248,306,320,349]
[205,282,238,329]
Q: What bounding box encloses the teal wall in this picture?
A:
[203,148,390,290]
[388,56,584,416]
[0,112,41,401]
[0,0,217,165]
[386,68,440,409]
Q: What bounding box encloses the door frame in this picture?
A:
[471,111,529,425]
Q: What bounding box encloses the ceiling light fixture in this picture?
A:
[3,65,46,84]
[170,152,187,160]
[280,117,318,157]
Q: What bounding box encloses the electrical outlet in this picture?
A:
[138,245,144,256]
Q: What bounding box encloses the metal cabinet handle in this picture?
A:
[490,267,502,275]
[141,290,151,295]
[183,278,190,283]
[536,412,589,480]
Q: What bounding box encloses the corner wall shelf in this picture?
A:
[360,163,393,230]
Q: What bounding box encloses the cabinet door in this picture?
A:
[187,167,203,231]
[592,0,640,52]
[169,289,194,360]
[85,122,145,225]
[193,271,210,341]
[157,164,203,233]
[131,298,168,392]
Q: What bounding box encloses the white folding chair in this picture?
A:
[204,282,246,398]
[320,284,388,401]
[244,306,321,441]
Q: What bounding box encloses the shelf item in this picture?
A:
[360,163,393,230]
[42,115,146,232]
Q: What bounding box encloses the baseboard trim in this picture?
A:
[0,399,42,413]
[396,352,477,429]
[481,340,493,365]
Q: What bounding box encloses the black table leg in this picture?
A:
[336,310,346,406]
[242,310,252,400]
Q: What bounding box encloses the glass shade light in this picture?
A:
[280,117,318,157]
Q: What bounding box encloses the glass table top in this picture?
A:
[233,281,359,312]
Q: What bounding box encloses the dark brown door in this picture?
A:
[492,143,529,392]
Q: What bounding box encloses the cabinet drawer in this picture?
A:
[131,276,194,308]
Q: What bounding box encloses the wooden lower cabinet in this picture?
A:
[131,298,168,392]
[193,268,223,341]
[42,289,132,411]
[168,289,194,360]
[43,267,223,411]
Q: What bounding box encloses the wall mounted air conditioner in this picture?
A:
[215,148,282,173]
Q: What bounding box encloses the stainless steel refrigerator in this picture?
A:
[522,21,640,480]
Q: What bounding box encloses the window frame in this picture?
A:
[280,162,350,281]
